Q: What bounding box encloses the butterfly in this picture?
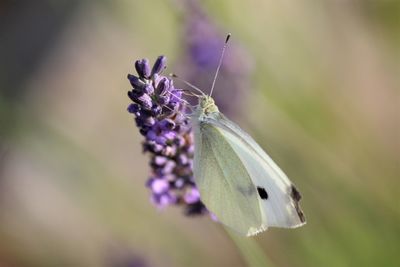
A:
[188,34,306,236]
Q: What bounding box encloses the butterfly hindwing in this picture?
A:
[193,122,266,236]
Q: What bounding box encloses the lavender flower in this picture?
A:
[127,56,206,215]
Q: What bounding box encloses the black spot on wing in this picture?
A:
[291,185,302,201]
[257,187,269,200]
[290,185,306,223]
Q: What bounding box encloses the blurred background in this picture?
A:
[1,0,399,266]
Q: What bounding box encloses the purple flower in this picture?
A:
[177,0,253,118]
[127,56,207,215]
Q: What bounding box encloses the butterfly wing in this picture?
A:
[193,121,267,236]
[199,112,306,231]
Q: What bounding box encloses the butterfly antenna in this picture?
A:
[170,73,206,96]
[209,33,231,97]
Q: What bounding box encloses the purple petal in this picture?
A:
[135,58,151,79]
[128,91,153,109]
[127,103,140,114]
[152,143,164,153]
[155,136,167,145]
[159,119,175,130]
[150,104,162,116]
[157,95,170,105]
[146,130,157,142]
[127,74,145,89]
[174,178,184,188]
[154,156,168,165]
[156,77,170,95]
[177,154,189,165]
[150,179,169,194]
[142,116,155,127]
[184,188,201,204]
[162,160,176,174]
[173,136,185,147]
[151,55,167,76]
[143,84,154,94]
[163,130,176,140]
[159,194,175,207]
[152,192,176,208]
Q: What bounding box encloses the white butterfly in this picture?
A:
[192,96,306,236]
[186,34,306,236]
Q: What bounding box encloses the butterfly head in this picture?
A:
[199,95,219,115]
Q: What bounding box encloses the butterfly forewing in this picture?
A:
[204,113,306,228]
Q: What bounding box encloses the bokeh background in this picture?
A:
[1,0,399,266]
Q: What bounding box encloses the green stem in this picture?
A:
[226,229,277,267]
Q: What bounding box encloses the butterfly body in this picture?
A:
[192,96,306,236]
